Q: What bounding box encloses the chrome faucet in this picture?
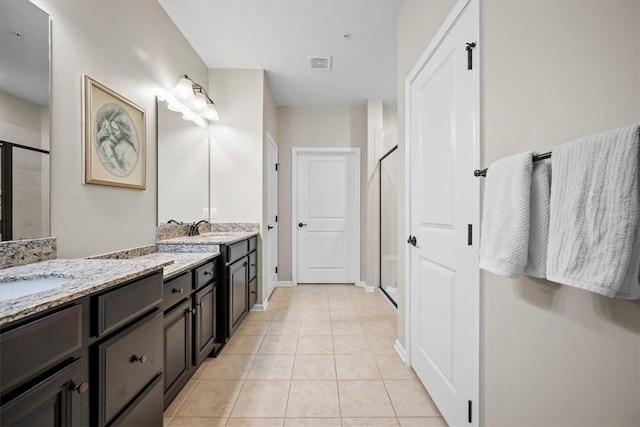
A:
[188,220,209,236]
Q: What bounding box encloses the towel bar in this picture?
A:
[474,152,552,177]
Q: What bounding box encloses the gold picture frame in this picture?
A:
[83,75,146,190]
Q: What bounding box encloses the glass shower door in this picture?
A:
[379,145,399,306]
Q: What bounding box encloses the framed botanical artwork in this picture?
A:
[83,75,146,189]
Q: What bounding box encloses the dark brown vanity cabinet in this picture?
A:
[0,356,84,426]
[225,236,258,338]
[162,258,219,409]
[194,282,216,366]
[163,298,192,401]
[0,271,164,427]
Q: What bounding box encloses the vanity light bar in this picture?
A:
[174,75,220,122]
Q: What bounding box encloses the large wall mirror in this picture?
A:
[157,98,209,224]
[0,0,51,241]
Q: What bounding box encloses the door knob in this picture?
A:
[298,222,308,228]
[407,235,417,246]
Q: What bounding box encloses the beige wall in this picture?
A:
[32,0,208,258]
[276,106,367,282]
[396,0,458,346]
[482,1,640,425]
[398,0,640,425]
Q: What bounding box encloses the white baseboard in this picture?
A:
[358,281,376,293]
[251,300,269,312]
[394,339,409,366]
[277,281,296,287]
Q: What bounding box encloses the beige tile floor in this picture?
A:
[164,284,448,427]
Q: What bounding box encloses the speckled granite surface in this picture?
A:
[157,244,220,253]
[86,245,219,279]
[0,238,57,270]
[135,251,220,280]
[155,223,190,241]
[0,258,172,326]
[157,231,258,246]
[211,223,259,233]
[87,245,158,260]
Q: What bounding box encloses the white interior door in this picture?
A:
[267,134,278,298]
[407,1,479,426]
[294,149,359,284]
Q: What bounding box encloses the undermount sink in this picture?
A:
[0,276,73,302]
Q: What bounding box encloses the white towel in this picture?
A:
[480,151,534,278]
[524,155,550,278]
[546,125,640,299]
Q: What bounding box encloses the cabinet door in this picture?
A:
[0,358,85,426]
[228,258,248,336]
[163,299,192,406]
[194,282,216,366]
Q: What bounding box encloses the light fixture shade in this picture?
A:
[202,103,220,121]
[174,77,195,101]
[192,91,208,112]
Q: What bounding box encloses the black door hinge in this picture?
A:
[466,42,476,70]
[468,400,472,423]
[275,163,279,171]
[275,216,278,222]
[275,266,278,274]
[468,224,473,246]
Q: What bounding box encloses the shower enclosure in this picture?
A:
[0,141,50,241]
[379,145,399,306]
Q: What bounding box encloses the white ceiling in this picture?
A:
[158,0,402,107]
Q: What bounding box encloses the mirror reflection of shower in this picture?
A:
[379,143,398,306]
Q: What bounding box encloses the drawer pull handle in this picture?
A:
[203,271,213,276]
[172,288,184,294]
[132,354,148,364]
[72,381,89,394]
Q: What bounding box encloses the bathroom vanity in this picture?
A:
[0,259,171,426]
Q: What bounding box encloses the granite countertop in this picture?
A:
[0,258,172,326]
[134,251,220,280]
[157,231,258,246]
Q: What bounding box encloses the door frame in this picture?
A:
[291,147,361,285]
[266,132,278,298]
[404,0,481,424]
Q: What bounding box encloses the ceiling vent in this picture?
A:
[309,56,332,71]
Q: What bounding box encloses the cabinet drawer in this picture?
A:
[249,277,257,309]
[227,240,248,264]
[109,374,163,427]
[98,310,163,425]
[248,236,257,252]
[163,272,191,310]
[249,251,257,281]
[95,272,162,338]
[194,260,216,290]
[0,305,82,393]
